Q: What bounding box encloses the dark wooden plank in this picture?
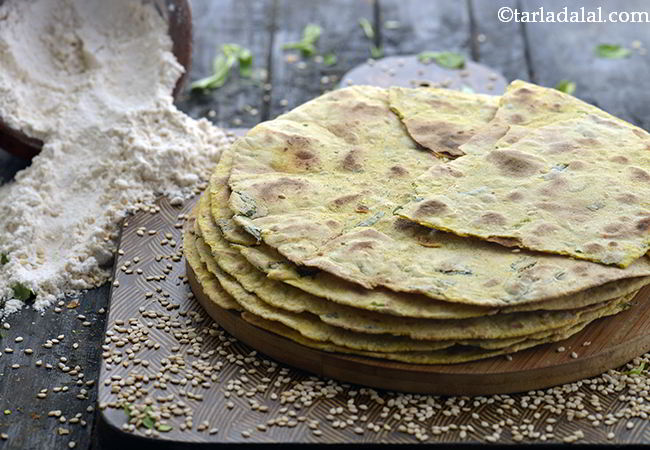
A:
[341,56,508,94]
[468,0,531,81]
[0,150,30,183]
[521,0,650,130]
[175,0,275,128]
[0,287,109,450]
[267,0,375,118]
[378,0,471,57]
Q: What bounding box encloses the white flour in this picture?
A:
[0,0,229,314]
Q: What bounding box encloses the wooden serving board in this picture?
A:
[98,196,650,447]
[188,264,650,396]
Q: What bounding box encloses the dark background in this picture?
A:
[0,0,649,448]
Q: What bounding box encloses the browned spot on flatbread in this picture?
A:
[332,194,361,206]
[636,217,650,233]
[534,223,560,235]
[327,123,358,144]
[548,142,576,154]
[389,165,408,177]
[603,223,622,234]
[351,102,386,117]
[589,114,623,129]
[536,202,564,212]
[610,155,629,164]
[478,212,507,226]
[576,137,602,147]
[296,150,314,160]
[410,120,469,156]
[510,114,524,124]
[342,149,364,172]
[633,128,648,139]
[571,264,589,276]
[486,150,544,177]
[356,205,370,213]
[287,135,311,149]
[584,242,604,254]
[539,177,568,196]
[507,191,524,202]
[393,218,420,232]
[514,87,534,97]
[482,279,500,288]
[616,193,639,205]
[259,178,306,202]
[325,220,340,229]
[431,165,464,179]
[415,199,449,217]
[349,241,375,251]
[628,166,650,183]
[568,160,586,170]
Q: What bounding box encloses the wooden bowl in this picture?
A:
[0,0,193,160]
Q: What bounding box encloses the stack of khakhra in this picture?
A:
[184,80,650,365]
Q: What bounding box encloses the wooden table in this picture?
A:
[0,1,649,448]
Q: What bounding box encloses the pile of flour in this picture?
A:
[0,0,229,315]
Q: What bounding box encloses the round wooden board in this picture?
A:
[188,263,650,396]
[340,55,508,94]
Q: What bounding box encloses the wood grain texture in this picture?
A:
[378,0,470,57]
[521,0,650,129]
[176,0,275,128]
[0,287,109,450]
[468,0,531,81]
[189,265,650,396]
[266,0,376,118]
[340,55,508,94]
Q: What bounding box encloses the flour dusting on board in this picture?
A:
[0,0,229,315]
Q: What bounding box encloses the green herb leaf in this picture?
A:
[123,403,132,418]
[157,424,173,432]
[359,18,375,40]
[237,48,253,78]
[142,416,155,430]
[555,80,576,95]
[370,44,384,59]
[624,362,646,375]
[11,283,34,302]
[418,51,465,69]
[191,44,254,91]
[0,253,8,265]
[282,24,322,57]
[323,53,337,67]
[596,44,631,59]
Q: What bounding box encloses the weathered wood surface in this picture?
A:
[1,0,650,448]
